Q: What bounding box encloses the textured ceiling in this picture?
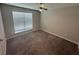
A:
[5,3,79,10]
[5,3,40,10]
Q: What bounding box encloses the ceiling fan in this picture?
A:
[39,3,48,11]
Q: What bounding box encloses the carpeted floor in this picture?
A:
[6,30,78,55]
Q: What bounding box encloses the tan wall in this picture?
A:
[41,5,79,43]
[0,8,5,40]
[0,8,6,55]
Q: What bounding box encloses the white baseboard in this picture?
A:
[41,28,78,45]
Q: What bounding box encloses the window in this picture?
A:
[12,11,33,33]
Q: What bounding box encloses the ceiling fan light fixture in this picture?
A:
[39,9,43,12]
[39,3,48,12]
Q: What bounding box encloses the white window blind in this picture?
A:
[12,11,33,33]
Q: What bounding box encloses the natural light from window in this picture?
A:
[12,11,33,33]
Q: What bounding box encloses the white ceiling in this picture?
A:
[5,3,40,10]
[5,3,79,10]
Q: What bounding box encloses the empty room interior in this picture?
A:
[0,3,79,55]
